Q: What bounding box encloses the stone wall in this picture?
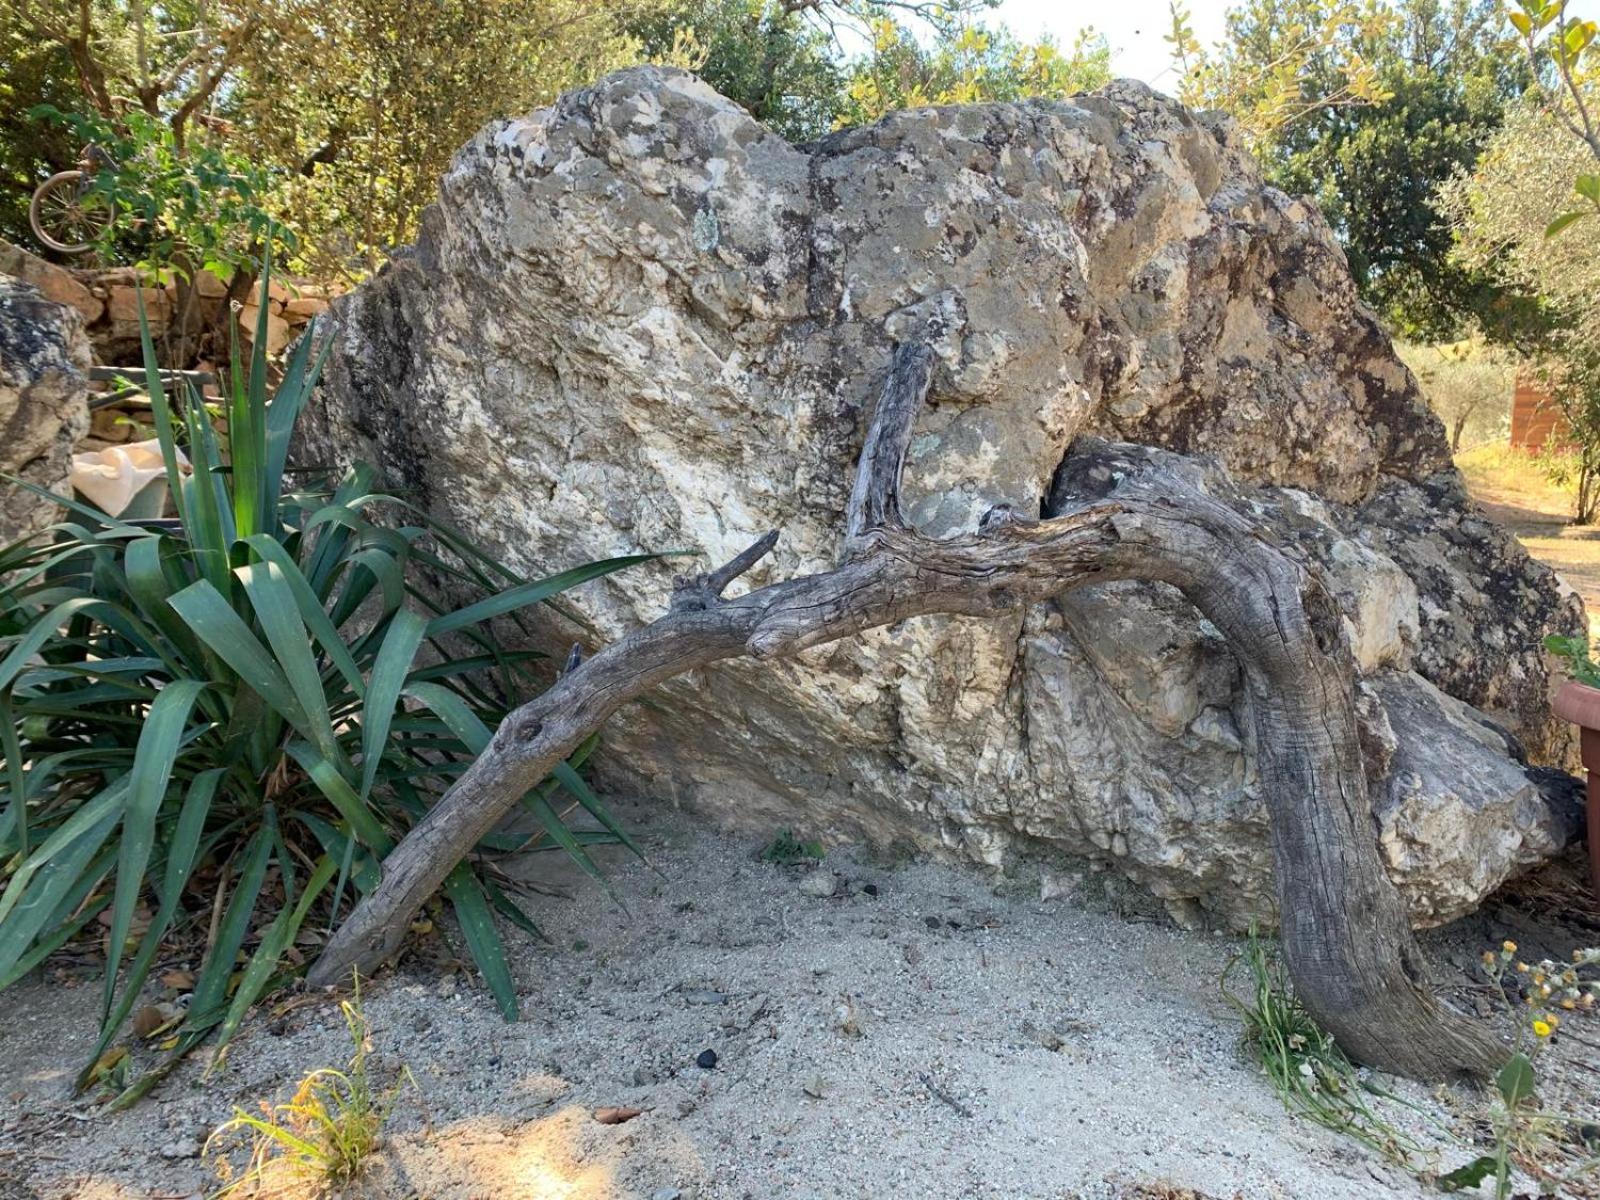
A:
[0,241,333,367]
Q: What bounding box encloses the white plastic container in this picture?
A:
[70,439,184,520]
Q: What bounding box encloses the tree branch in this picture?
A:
[167,14,259,151]
[308,347,1506,1082]
[670,529,780,612]
[845,341,933,543]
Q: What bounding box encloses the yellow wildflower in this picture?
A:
[1533,1019,1553,1038]
[1504,940,1518,954]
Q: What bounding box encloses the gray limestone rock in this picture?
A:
[1,276,90,546]
[302,68,1583,927]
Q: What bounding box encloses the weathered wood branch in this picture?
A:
[845,341,933,543]
[310,345,1506,1081]
[670,529,779,612]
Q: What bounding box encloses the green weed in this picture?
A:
[1223,931,1431,1168]
[206,981,406,1197]
[759,828,824,864]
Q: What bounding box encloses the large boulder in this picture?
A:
[0,276,91,546]
[303,68,1584,927]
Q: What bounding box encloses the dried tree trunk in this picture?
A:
[310,343,1506,1081]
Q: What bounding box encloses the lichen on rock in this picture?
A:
[0,276,91,546]
[303,67,1584,927]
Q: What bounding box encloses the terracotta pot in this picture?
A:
[1551,679,1600,895]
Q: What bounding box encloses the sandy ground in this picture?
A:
[4,800,1596,1200]
[1457,445,1600,642]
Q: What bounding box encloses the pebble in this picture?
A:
[695,1048,719,1069]
[650,1189,682,1200]
[681,988,727,1006]
[158,1138,200,1160]
[798,869,838,898]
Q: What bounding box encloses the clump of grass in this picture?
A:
[1229,933,1600,1196]
[206,983,407,1198]
[759,828,824,864]
[1223,931,1429,1168]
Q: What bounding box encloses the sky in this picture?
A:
[993,0,1229,91]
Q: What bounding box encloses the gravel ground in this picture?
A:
[1,798,1593,1200]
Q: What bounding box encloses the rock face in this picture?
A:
[0,276,91,546]
[305,68,1584,927]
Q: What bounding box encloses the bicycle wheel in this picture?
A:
[29,171,114,255]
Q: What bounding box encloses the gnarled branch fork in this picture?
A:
[311,342,1505,1080]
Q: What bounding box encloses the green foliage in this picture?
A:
[0,257,648,1102]
[247,0,650,281]
[759,828,824,864]
[1506,0,1600,235]
[629,0,846,142]
[1437,1152,1500,1192]
[30,104,289,278]
[13,1,1109,282]
[1532,349,1600,523]
[1223,931,1429,1167]
[7,0,651,279]
[206,981,404,1196]
[1443,25,1600,517]
[1545,633,1600,686]
[1176,0,1531,339]
[635,2,1111,144]
[1166,0,1393,138]
[0,26,79,245]
[1396,338,1513,452]
[1233,933,1600,1195]
[836,16,1110,127]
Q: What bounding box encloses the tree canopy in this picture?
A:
[1172,0,1532,339]
[3,0,1109,281]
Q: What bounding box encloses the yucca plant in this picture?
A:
[0,260,648,1106]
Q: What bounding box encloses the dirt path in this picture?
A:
[8,801,1593,1200]
[1458,446,1600,639]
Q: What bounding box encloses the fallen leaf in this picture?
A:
[593,1106,643,1125]
[86,1046,128,1086]
[160,969,195,991]
[132,1006,167,1038]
